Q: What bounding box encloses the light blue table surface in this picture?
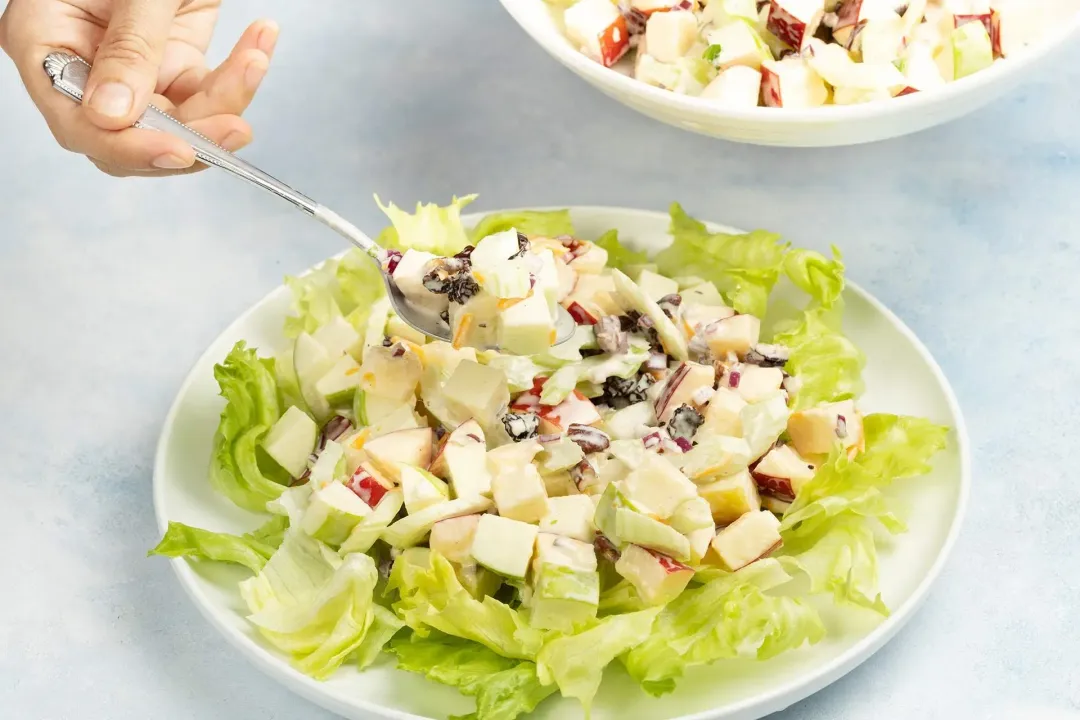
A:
[2,1,1078,718]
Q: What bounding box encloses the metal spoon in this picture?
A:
[43,52,576,349]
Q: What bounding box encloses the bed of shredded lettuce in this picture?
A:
[150,197,949,720]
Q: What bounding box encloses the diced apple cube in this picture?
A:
[631,0,691,15]
[492,464,549,523]
[471,514,539,580]
[539,495,597,542]
[700,66,764,107]
[645,8,699,63]
[760,58,828,108]
[262,406,318,479]
[393,249,448,315]
[723,364,784,404]
[653,361,716,424]
[530,534,600,631]
[697,468,761,524]
[701,387,747,437]
[430,419,492,498]
[429,514,482,564]
[677,435,752,483]
[709,509,782,571]
[563,273,623,319]
[382,496,493,548]
[362,427,434,481]
[636,269,680,303]
[565,0,631,67]
[752,444,817,500]
[399,464,450,515]
[604,401,657,440]
[538,391,602,434]
[832,0,900,46]
[705,21,771,71]
[766,0,825,48]
[786,399,864,457]
[704,314,761,358]
[615,544,694,605]
[620,453,698,518]
[443,360,510,423]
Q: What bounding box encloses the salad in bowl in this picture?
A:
[151,197,950,719]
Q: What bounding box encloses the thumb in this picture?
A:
[83,0,182,129]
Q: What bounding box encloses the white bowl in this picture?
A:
[499,0,1080,146]
[154,206,970,719]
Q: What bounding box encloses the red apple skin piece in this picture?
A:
[751,471,796,501]
[761,64,784,107]
[566,301,599,326]
[599,14,631,67]
[986,9,1003,57]
[896,86,919,96]
[766,0,820,49]
[954,12,994,40]
[651,549,693,574]
[346,467,390,507]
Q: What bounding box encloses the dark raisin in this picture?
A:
[658,293,682,319]
[446,274,480,304]
[454,245,475,261]
[502,412,540,442]
[382,335,394,347]
[745,343,790,368]
[600,374,654,409]
[668,405,704,444]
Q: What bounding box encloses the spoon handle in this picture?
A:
[43,52,379,257]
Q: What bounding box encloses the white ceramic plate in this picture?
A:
[499,0,1080,147]
[154,206,970,720]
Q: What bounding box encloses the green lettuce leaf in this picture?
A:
[283,250,386,339]
[654,203,788,318]
[239,529,383,679]
[481,352,550,393]
[536,608,661,712]
[208,342,288,512]
[391,551,545,660]
[779,414,949,614]
[390,632,556,720]
[773,307,865,411]
[148,516,289,573]
[470,210,575,242]
[354,605,406,670]
[783,247,846,309]
[593,229,648,272]
[375,194,477,255]
[622,560,823,696]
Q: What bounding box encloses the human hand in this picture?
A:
[0,0,276,177]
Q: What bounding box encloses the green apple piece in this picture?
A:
[542,470,576,498]
[681,282,728,307]
[261,405,317,478]
[429,514,481,564]
[313,354,363,408]
[498,293,557,356]
[418,342,479,428]
[635,269,679,303]
[385,313,427,345]
[611,269,688,360]
[430,420,492,498]
[457,562,503,600]
[698,469,761,525]
[339,489,404,555]
[593,482,631,542]
[603,401,657,440]
[353,389,414,428]
[677,435,752,483]
[293,332,334,421]
[382,496,493,548]
[952,20,993,80]
[614,544,694,606]
[668,496,714,535]
[450,293,500,350]
[620,454,697,519]
[539,495,596,543]
[358,345,422,404]
[470,514,540,580]
[398,464,450,515]
[615,508,691,561]
[529,533,599,631]
[442,361,510,423]
[312,315,362,359]
[366,403,423,439]
[300,480,372,546]
[308,440,345,487]
[687,526,715,564]
[363,428,434,481]
[536,436,584,475]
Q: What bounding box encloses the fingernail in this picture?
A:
[152,153,192,170]
[258,20,280,54]
[87,82,134,118]
[221,130,250,151]
[245,60,268,91]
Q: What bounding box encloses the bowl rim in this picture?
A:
[499,0,1080,124]
[153,205,972,720]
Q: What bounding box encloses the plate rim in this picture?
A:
[152,205,971,720]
